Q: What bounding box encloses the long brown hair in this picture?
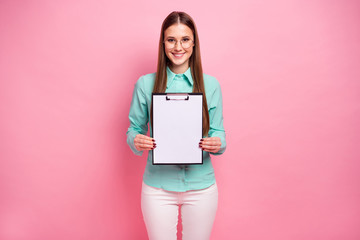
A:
[152,11,210,136]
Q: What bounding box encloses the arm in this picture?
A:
[126,76,154,155]
[200,79,226,155]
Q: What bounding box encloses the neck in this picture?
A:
[169,63,189,74]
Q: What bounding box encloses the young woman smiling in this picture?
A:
[126,11,226,240]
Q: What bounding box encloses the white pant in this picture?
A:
[141,181,218,240]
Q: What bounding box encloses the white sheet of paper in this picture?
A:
[152,93,203,164]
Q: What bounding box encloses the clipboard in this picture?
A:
[151,93,203,165]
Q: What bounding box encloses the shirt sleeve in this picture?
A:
[207,79,226,155]
[126,76,149,156]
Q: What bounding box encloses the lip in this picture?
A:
[172,52,185,58]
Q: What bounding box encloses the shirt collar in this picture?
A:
[166,66,193,89]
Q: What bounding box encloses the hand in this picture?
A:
[134,134,156,151]
[199,137,221,153]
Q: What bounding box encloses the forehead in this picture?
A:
[164,23,193,37]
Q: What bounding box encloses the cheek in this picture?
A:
[187,48,194,58]
[164,49,171,59]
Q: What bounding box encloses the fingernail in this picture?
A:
[152,139,155,142]
[200,139,203,141]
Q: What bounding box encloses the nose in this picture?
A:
[174,41,183,51]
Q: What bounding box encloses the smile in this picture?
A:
[172,53,185,58]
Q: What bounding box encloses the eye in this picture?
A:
[182,38,190,42]
[167,39,175,42]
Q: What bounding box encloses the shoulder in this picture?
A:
[136,72,156,85]
[134,72,156,92]
[203,73,221,92]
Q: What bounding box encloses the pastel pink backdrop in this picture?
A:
[1,0,359,239]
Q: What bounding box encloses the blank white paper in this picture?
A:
[152,94,203,164]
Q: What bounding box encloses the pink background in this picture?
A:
[1,0,360,239]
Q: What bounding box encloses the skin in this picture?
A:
[164,23,194,74]
[134,23,221,153]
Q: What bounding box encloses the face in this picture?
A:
[163,23,194,73]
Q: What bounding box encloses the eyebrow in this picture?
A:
[166,36,192,38]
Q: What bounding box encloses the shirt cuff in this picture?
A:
[209,131,226,156]
[126,131,144,156]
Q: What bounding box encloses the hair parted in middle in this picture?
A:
[152,11,210,136]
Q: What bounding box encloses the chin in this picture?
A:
[171,58,189,66]
[172,61,186,66]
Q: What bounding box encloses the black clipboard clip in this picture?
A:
[166,93,189,101]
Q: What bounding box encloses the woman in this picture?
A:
[126,11,226,240]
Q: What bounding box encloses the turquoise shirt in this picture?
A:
[126,66,226,192]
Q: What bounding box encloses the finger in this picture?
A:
[204,148,220,153]
[134,139,154,145]
[135,139,156,148]
[143,135,156,142]
[137,145,155,151]
[136,134,155,142]
[139,146,155,151]
[201,145,219,151]
[135,138,156,146]
[200,142,221,148]
[202,146,220,153]
[201,137,220,145]
[136,142,155,149]
[201,142,221,147]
